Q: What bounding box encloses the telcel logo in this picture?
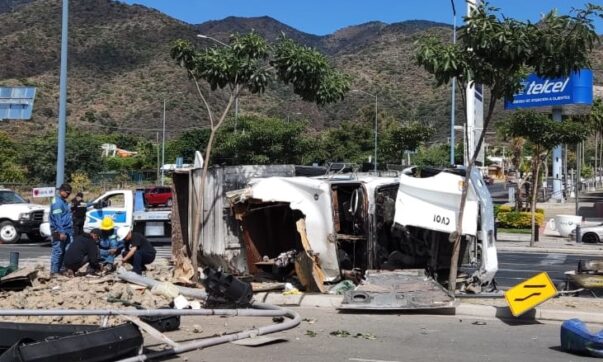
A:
[521,78,570,96]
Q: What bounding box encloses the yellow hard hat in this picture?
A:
[99,216,115,230]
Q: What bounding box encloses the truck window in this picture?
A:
[0,191,27,204]
[103,193,125,208]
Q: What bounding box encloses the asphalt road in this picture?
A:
[158,306,594,362]
[495,251,584,291]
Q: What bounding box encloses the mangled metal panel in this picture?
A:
[340,270,456,310]
[394,167,498,287]
[173,154,296,274]
[235,177,340,281]
[394,170,479,236]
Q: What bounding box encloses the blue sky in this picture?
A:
[122,0,603,35]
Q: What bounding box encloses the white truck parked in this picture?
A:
[0,188,49,243]
[84,189,171,237]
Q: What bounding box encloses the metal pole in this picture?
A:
[552,108,563,201]
[156,132,160,184]
[450,0,457,165]
[574,143,582,215]
[374,94,378,173]
[161,99,166,186]
[55,0,69,188]
[234,96,239,133]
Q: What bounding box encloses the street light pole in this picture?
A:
[161,99,166,186]
[55,0,69,188]
[450,0,457,166]
[352,89,378,173]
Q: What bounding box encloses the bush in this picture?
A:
[497,211,544,229]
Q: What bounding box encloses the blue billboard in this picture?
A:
[504,69,592,110]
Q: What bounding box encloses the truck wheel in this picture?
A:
[0,221,20,244]
[167,198,173,207]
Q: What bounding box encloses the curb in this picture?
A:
[497,246,603,255]
[254,292,603,324]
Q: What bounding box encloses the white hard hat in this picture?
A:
[116,226,131,240]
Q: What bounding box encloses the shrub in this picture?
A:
[497,211,545,229]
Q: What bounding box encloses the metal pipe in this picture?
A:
[117,303,301,362]
[117,270,207,300]
[0,308,286,317]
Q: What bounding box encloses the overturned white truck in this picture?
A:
[173,158,497,309]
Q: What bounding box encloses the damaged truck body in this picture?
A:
[173,155,497,309]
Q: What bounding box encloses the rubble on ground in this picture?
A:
[0,259,189,325]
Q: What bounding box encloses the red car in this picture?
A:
[144,186,173,207]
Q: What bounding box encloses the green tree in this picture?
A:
[501,111,589,244]
[19,129,104,184]
[380,121,435,164]
[215,115,315,165]
[0,132,26,183]
[415,3,601,291]
[170,32,350,280]
[319,120,373,165]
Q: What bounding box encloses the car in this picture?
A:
[143,186,173,207]
[570,223,603,243]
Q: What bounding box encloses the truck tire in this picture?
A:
[0,221,20,244]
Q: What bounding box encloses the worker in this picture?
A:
[49,183,73,276]
[117,227,156,275]
[70,192,87,236]
[98,216,124,272]
[63,229,102,276]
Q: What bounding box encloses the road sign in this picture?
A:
[32,187,55,198]
[504,272,557,317]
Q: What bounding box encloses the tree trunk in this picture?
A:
[190,95,235,282]
[448,97,497,293]
[530,150,543,247]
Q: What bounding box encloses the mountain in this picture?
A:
[0,0,600,143]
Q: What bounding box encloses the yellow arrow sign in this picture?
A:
[504,272,557,317]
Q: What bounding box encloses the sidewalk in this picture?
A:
[497,189,603,255]
[497,232,603,255]
[253,291,603,324]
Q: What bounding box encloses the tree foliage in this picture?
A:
[415,2,601,291]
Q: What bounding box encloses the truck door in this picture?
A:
[85,191,133,232]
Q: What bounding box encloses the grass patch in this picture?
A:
[498,228,532,234]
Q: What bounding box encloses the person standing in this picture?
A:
[117,227,156,274]
[49,183,73,276]
[71,192,87,236]
[63,229,101,275]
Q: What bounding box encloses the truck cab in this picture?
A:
[0,188,49,243]
[84,189,171,237]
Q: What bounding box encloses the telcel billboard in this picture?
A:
[504,69,592,110]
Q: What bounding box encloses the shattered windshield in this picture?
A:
[0,190,27,204]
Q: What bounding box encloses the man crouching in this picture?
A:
[117,227,156,274]
[63,228,102,276]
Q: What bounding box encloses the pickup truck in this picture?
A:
[84,189,171,237]
[0,188,49,243]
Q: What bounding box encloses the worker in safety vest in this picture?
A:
[49,183,73,276]
[97,216,124,271]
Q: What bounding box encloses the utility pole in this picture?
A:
[161,99,166,186]
[449,0,457,165]
[55,0,69,188]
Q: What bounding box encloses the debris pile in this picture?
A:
[0,259,187,325]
